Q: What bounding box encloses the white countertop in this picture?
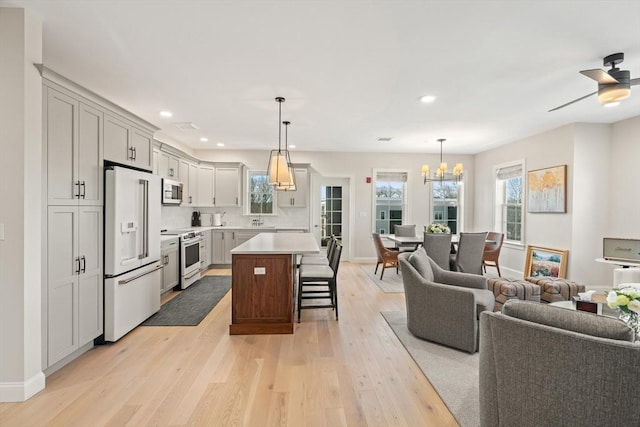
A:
[186,226,309,232]
[231,232,320,255]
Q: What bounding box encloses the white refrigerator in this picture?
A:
[104,166,162,342]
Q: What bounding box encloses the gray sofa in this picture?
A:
[480,300,640,427]
[399,249,494,353]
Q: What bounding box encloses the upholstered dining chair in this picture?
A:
[482,232,504,277]
[372,233,399,279]
[423,232,452,270]
[394,224,418,251]
[450,232,488,275]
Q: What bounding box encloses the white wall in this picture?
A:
[194,148,475,261]
[474,116,640,289]
[0,8,45,401]
[474,125,575,278]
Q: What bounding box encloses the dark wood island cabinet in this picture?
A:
[229,233,319,335]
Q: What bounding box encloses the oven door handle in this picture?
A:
[184,269,200,280]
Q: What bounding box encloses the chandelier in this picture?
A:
[267,97,295,188]
[421,138,463,184]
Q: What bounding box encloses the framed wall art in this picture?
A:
[527,164,567,213]
[524,245,568,278]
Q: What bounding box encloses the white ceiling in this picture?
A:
[3,0,640,154]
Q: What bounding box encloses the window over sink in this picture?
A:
[248,171,274,215]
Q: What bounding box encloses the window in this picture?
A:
[495,162,524,243]
[431,181,461,234]
[248,171,274,214]
[321,186,342,246]
[374,171,407,234]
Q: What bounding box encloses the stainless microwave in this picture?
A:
[162,178,183,205]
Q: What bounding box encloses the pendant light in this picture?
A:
[421,138,463,184]
[267,97,295,187]
[274,120,297,191]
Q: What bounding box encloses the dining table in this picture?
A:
[384,234,495,252]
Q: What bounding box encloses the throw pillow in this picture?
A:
[408,247,434,282]
[502,300,634,342]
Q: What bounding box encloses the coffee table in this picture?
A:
[549,293,618,318]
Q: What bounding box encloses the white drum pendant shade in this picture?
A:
[268,150,292,186]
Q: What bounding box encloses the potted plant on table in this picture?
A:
[425,223,451,234]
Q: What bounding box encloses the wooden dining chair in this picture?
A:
[372,233,399,279]
[482,232,504,277]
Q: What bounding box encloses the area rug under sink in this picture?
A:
[142,275,231,326]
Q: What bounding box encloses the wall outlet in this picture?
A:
[254,267,266,275]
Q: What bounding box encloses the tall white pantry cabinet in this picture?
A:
[42,70,157,371]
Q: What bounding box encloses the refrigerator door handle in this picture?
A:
[138,178,149,259]
[118,264,163,285]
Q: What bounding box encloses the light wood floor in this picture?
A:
[0,263,457,427]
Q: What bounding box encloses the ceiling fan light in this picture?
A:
[598,85,631,104]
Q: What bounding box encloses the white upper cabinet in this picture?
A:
[197,164,215,207]
[214,166,242,207]
[180,159,199,206]
[45,86,103,206]
[158,151,180,179]
[104,114,152,171]
[277,167,309,208]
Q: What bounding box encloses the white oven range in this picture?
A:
[161,229,203,289]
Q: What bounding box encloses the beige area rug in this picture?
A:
[360,264,405,293]
[381,311,480,427]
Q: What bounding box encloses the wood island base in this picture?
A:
[229,253,295,335]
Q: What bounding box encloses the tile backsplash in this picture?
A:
[161,205,310,230]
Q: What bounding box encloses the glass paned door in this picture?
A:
[321,186,342,247]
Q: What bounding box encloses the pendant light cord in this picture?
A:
[276,97,285,153]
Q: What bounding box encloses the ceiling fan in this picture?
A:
[549,52,640,112]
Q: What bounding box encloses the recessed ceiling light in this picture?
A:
[216,143,224,147]
[200,137,209,142]
[420,95,437,103]
[604,102,620,108]
[160,110,173,117]
[289,145,296,149]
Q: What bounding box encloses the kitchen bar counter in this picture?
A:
[230,232,319,255]
[229,233,319,335]
[183,225,309,232]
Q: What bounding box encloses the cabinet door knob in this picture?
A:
[75,257,81,275]
[81,256,86,273]
[80,181,86,199]
[75,181,81,199]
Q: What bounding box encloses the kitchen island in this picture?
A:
[229,232,319,335]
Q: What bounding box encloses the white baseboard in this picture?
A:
[0,371,45,402]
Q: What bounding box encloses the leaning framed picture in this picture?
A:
[524,245,568,278]
[527,165,567,213]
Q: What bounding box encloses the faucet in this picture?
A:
[252,214,264,227]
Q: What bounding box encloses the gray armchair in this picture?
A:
[399,248,494,353]
[480,300,640,427]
